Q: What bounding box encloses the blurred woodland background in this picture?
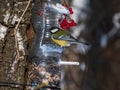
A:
[0,0,120,90]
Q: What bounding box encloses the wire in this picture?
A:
[0,82,35,86]
[0,82,60,89]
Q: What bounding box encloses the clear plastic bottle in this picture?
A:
[29,0,64,89]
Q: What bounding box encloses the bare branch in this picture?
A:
[14,0,32,60]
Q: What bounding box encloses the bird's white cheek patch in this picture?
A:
[51,28,59,33]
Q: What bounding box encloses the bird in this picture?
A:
[34,83,47,90]
[49,27,88,47]
[34,83,60,90]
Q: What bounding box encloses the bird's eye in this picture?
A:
[51,28,59,33]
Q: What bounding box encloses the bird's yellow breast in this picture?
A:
[51,35,70,47]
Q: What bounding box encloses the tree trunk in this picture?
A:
[0,0,31,90]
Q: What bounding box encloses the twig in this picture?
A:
[61,0,69,6]
[14,0,32,60]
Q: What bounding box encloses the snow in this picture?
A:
[0,24,8,40]
[3,10,19,25]
[3,10,10,24]
[7,3,10,6]
[11,14,19,25]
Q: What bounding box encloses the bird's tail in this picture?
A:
[68,40,89,45]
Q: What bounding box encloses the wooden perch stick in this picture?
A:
[14,0,32,59]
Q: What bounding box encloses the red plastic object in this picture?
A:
[60,17,77,29]
[64,4,74,14]
[38,11,43,16]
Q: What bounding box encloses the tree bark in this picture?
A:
[0,0,31,90]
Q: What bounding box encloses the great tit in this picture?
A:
[49,27,88,47]
[34,83,47,90]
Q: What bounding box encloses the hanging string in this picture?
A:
[61,0,69,6]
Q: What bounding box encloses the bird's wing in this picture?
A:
[34,83,47,90]
[53,35,89,45]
